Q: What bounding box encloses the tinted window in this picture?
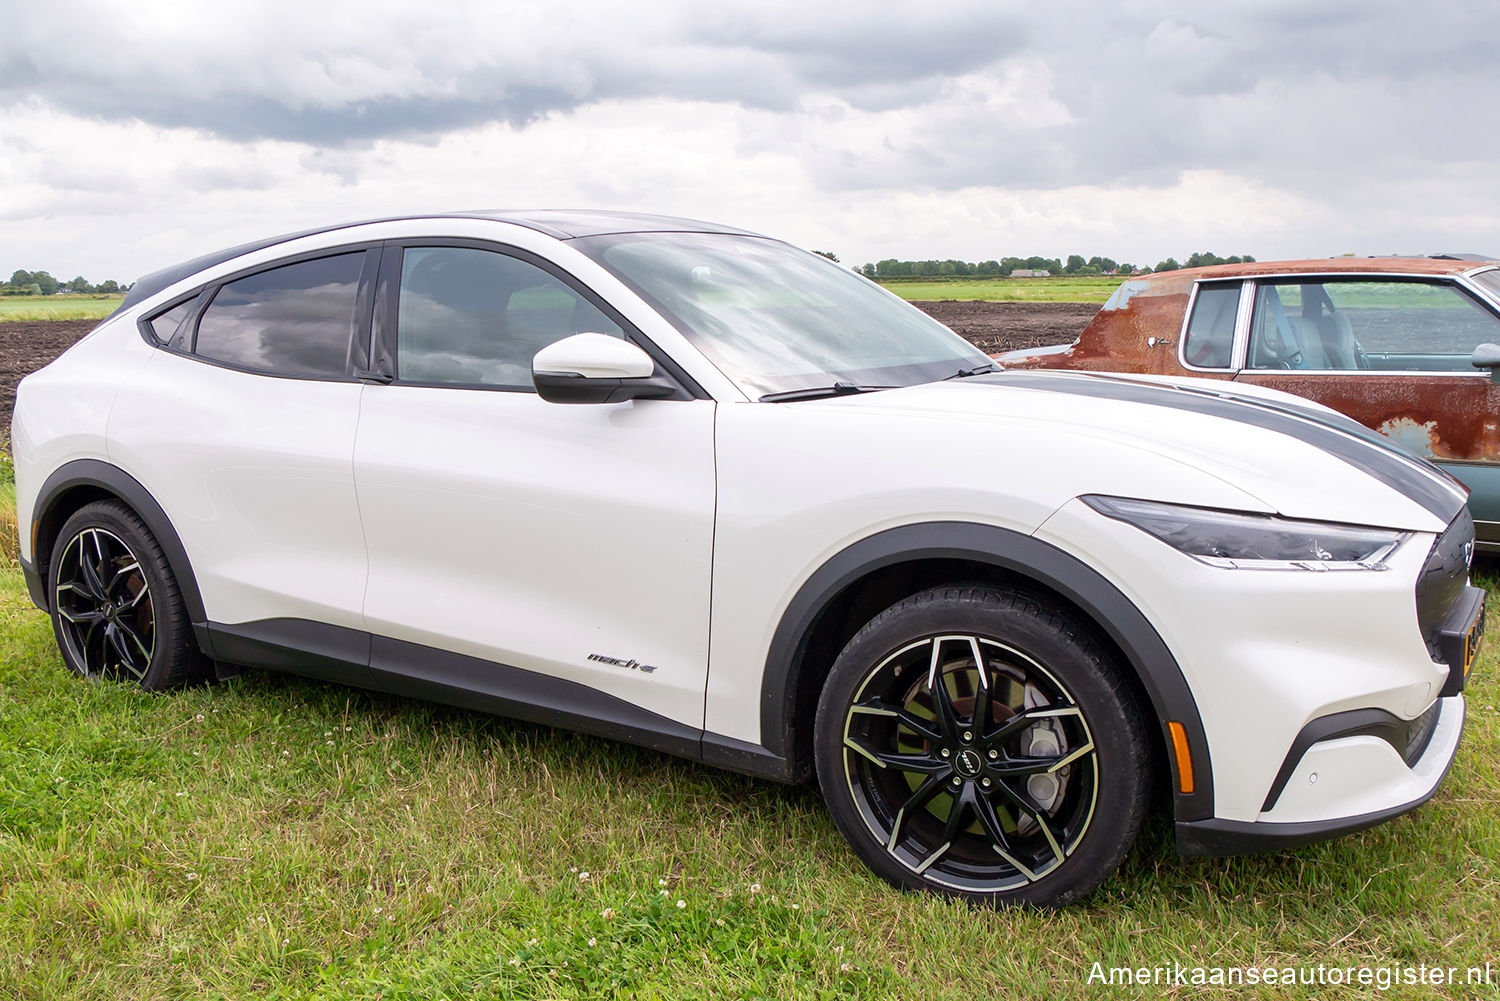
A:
[147,300,193,345]
[396,247,623,388]
[1181,284,1239,368]
[194,253,364,377]
[1248,279,1500,372]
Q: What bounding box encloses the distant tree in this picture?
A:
[23,283,42,295]
[98,279,121,293]
[1117,263,1135,276]
[976,260,1000,275]
[1063,254,1086,275]
[68,276,92,293]
[860,263,877,278]
[1155,257,1181,273]
[813,250,839,262]
[31,271,58,295]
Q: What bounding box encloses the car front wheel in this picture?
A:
[814,584,1151,907]
[47,500,203,691]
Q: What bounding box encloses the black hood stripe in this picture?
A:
[975,371,1465,523]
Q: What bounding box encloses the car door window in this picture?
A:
[194,253,365,377]
[1247,279,1500,372]
[1180,283,1240,369]
[396,247,624,389]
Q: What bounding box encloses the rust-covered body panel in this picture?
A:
[1235,373,1500,463]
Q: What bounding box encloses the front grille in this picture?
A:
[1415,507,1474,660]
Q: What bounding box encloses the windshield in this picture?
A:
[573,232,992,399]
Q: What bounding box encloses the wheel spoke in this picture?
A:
[103,560,140,599]
[57,606,105,627]
[104,623,147,681]
[849,698,943,744]
[926,640,963,740]
[114,615,154,665]
[986,739,1095,779]
[78,534,109,599]
[966,637,993,736]
[983,705,1084,745]
[886,773,948,852]
[942,784,977,844]
[843,732,948,775]
[990,779,1066,866]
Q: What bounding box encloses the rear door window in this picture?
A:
[194,253,366,378]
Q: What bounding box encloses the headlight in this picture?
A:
[1083,495,1409,571]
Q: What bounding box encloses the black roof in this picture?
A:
[117,210,758,313]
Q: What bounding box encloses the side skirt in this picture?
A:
[205,618,798,782]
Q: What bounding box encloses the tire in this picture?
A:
[46,500,204,691]
[813,584,1151,907]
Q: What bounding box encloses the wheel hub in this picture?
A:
[954,748,983,777]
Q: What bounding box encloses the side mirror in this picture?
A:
[1471,343,1500,385]
[532,333,679,404]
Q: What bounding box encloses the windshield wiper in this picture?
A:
[944,362,998,379]
[759,382,895,403]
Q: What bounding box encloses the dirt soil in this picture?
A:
[0,304,1097,443]
[913,301,1097,355]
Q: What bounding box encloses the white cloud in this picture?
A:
[2,1,1498,279]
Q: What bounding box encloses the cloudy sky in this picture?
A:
[3,0,1497,283]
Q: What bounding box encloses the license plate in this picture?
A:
[1464,611,1485,682]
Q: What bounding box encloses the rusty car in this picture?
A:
[995,258,1500,549]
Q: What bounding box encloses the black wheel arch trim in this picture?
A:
[759,520,1216,821]
[30,459,209,630]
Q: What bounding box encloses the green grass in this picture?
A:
[878,276,1125,304]
[0,296,122,322]
[0,467,1496,996]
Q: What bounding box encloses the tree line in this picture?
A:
[853,250,1256,279]
[3,270,128,296]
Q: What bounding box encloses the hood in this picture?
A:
[810,369,1466,534]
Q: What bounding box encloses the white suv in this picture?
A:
[12,212,1484,906]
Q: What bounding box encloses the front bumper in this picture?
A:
[1177,694,1466,856]
[20,556,47,613]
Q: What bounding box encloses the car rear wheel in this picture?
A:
[47,500,203,691]
[814,584,1151,907]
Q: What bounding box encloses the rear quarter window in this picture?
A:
[1181,283,1240,369]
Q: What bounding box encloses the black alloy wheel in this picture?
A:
[815,585,1151,907]
[47,500,203,691]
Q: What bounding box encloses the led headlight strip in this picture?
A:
[1083,495,1408,571]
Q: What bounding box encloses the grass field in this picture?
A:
[0,296,122,322]
[0,469,1496,997]
[877,276,1126,303]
